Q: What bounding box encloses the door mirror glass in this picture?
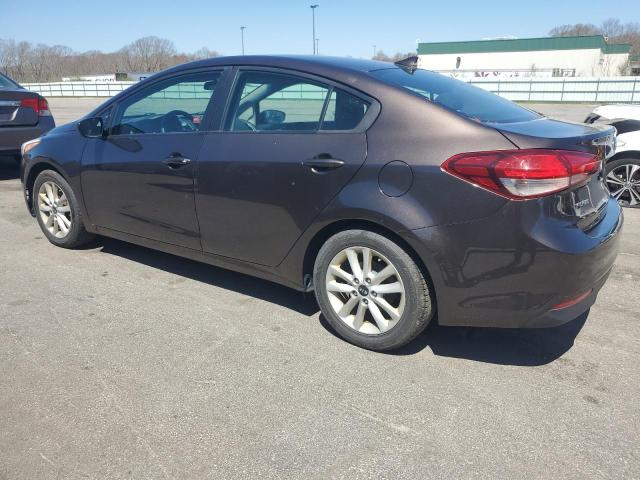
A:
[258,109,286,126]
[78,117,106,138]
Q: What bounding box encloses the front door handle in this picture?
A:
[163,153,192,169]
[302,156,345,172]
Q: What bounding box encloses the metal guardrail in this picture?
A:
[22,81,136,97]
[467,77,640,103]
[22,77,640,103]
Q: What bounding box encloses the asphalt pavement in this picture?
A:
[0,100,638,479]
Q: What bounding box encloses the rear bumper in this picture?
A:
[403,196,622,328]
[0,117,55,153]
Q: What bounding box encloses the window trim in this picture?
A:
[221,66,380,135]
[107,68,227,137]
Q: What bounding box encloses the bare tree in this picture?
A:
[549,18,640,55]
[549,23,600,37]
[372,51,414,62]
[191,47,220,60]
[0,36,224,82]
[119,36,177,72]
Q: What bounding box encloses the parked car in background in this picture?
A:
[0,72,55,162]
[20,56,622,351]
[585,104,640,207]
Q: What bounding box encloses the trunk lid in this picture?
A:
[493,117,616,230]
[0,89,39,127]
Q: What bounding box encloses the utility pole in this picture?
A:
[310,5,319,55]
[240,26,246,55]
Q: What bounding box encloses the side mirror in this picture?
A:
[258,109,286,125]
[203,80,218,91]
[78,117,107,139]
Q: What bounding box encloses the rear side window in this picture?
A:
[371,68,540,124]
[0,73,20,89]
[322,89,369,131]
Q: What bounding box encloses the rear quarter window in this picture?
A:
[371,68,540,124]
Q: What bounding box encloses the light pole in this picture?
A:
[373,45,376,59]
[310,4,319,55]
[240,26,246,55]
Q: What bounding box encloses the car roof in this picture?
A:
[151,55,402,90]
[186,55,397,73]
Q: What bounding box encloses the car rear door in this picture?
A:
[196,68,374,266]
[81,69,225,250]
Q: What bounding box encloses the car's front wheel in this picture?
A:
[314,230,434,351]
[33,170,94,248]
[605,157,640,208]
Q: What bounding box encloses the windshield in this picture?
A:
[0,73,20,90]
[371,68,541,124]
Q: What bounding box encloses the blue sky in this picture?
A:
[2,0,638,58]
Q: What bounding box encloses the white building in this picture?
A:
[61,72,152,82]
[417,35,632,78]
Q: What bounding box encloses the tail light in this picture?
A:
[20,97,51,117]
[441,149,600,200]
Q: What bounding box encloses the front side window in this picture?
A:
[227,71,330,132]
[371,68,540,124]
[111,71,222,135]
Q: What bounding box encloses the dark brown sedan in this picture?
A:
[20,56,621,351]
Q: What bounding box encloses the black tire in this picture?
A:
[314,229,434,351]
[605,157,640,208]
[33,169,95,248]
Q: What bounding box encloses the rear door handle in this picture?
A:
[163,153,192,169]
[302,156,345,172]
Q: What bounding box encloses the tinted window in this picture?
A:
[228,71,329,132]
[0,73,19,89]
[112,71,221,135]
[321,89,369,131]
[371,68,540,124]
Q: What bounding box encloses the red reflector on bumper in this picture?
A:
[551,289,593,311]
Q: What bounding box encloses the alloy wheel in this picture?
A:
[38,181,72,238]
[606,163,640,207]
[325,246,406,335]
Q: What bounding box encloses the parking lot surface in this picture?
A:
[1,101,639,479]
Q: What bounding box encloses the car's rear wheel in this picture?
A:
[605,158,640,208]
[314,230,434,351]
[33,170,94,248]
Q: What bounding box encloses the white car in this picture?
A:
[585,104,640,207]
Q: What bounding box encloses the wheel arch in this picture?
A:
[24,159,69,215]
[607,150,640,163]
[301,219,437,304]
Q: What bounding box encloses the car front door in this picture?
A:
[196,69,374,266]
[81,70,224,250]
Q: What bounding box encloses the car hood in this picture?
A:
[45,121,77,136]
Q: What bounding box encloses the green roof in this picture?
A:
[417,35,631,55]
